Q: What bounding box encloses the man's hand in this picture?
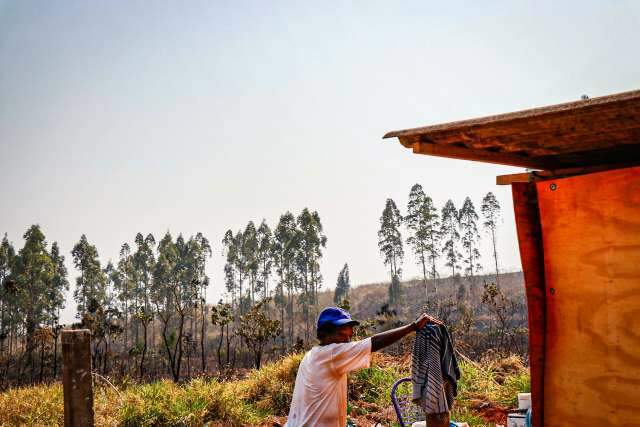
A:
[371,313,444,352]
[412,313,443,331]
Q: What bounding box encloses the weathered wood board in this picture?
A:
[512,182,546,427]
[536,166,640,426]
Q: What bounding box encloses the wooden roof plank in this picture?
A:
[410,141,557,170]
[384,90,640,139]
[386,89,640,170]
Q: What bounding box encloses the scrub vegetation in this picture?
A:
[0,351,528,426]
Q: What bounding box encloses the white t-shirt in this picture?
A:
[285,338,372,427]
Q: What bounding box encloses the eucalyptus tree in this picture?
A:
[48,242,69,378]
[186,232,212,372]
[388,273,402,305]
[481,192,502,287]
[133,233,156,346]
[72,234,107,319]
[175,234,194,378]
[297,209,327,306]
[256,220,273,300]
[440,200,462,277]
[378,199,404,280]
[333,263,350,304]
[273,212,299,346]
[243,222,259,306]
[12,225,63,379]
[151,232,210,381]
[296,208,327,340]
[459,197,482,278]
[0,234,16,353]
[222,229,248,314]
[406,184,441,294]
[116,243,135,350]
[101,260,121,374]
[152,232,184,381]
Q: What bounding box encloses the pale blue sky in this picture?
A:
[1,1,639,323]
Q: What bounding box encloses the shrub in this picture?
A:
[238,352,303,415]
[0,382,64,426]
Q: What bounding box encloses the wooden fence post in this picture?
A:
[62,329,94,427]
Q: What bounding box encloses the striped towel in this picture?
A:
[411,324,460,414]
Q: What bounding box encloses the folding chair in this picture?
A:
[391,377,458,427]
[390,377,426,427]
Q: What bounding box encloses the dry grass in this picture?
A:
[0,351,529,427]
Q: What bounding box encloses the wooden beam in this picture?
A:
[411,141,555,169]
[496,161,640,185]
[512,183,546,427]
[62,329,94,427]
[496,173,532,185]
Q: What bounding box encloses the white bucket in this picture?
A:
[507,413,527,427]
[517,392,531,410]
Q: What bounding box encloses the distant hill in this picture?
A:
[317,271,525,324]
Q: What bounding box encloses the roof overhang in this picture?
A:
[383,89,640,171]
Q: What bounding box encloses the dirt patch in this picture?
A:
[469,399,509,425]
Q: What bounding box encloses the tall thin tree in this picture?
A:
[459,197,482,278]
[481,192,502,287]
[256,220,273,300]
[378,198,404,279]
[378,198,404,304]
[273,212,299,346]
[333,263,350,304]
[440,200,462,278]
[406,184,441,295]
[72,234,107,319]
[12,226,60,379]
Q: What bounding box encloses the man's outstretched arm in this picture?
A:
[370,313,442,352]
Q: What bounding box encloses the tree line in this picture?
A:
[221,208,326,351]
[0,207,328,386]
[377,185,502,303]
[0,226,215,385]
[0,187,504,387]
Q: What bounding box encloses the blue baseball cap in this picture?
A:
[317,307,360,330]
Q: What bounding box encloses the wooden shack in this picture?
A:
[384,89,640,426]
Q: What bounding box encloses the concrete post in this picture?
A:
[62,329,94,427]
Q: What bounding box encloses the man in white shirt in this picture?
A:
[286,306,441,427]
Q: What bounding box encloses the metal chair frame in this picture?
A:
[390,377,426,427]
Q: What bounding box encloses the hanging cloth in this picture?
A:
[411,323,461,413]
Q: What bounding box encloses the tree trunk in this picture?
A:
[53,333,59,379]
[421,250,428,298]
[200,305,206,372]
[103,336,109,374]
[288,287,293,346]
[492,227,500,288]
[39,340,45,383]
[124,297,128,352]
[174,313,185,382]
[255,345,262,369]
[139,321,147,381]
[225,323,230,366]
[303,272,309,343]
[217,325,224,368]
[159,313,175,379]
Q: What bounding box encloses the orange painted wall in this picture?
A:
[536,166,640,426]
